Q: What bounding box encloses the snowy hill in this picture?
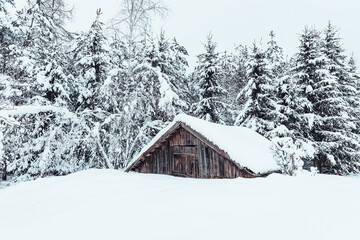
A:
[0,170,359,240]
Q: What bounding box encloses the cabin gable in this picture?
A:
[129,124,256,179]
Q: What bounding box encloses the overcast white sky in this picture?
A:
[15,0,360,67]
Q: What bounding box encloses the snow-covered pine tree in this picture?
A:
[0,0,17,76]
[152,31,189,119]
[292,26,360,174]
[230,45,250,120]
[218,51,239,124]
[348,56,360,133]
[191,34,227,123]
[70,9,110,111]
[266,31,285,79]
[322,23,360,115]
[65,10,117,170]
[235,43,283,138]
[168,37,191,110]
[265,31,295,137]
[317,23,360,174]
[14,0,73,106]
[0,0,20,108]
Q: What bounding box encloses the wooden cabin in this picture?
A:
[126,115,280,179]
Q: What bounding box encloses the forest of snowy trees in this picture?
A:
[0,0,359,182]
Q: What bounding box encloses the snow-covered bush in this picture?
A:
[271,137,314,176]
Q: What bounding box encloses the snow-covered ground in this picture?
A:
[0,170,359,240]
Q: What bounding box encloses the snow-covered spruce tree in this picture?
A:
[235,43,283,138]
[229,45,250,121]
[348,56,360,133]
[70,9,110,111]
[218,51,240,124]
[0,0,17,76]
[266,31,298,137]
[291,27,321,143]
[318,23,360,174]
[142,31,189,120]
[292,26,360,174]
[66,10,117,170]
[0,0,20,108]
[14,0,73,106]
[157,33,190,115]
[191,34,228,123]
[266,31,286,79]
[323,23,360,117]
[232,45,250,97]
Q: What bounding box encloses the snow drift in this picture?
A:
[0,170,359,240]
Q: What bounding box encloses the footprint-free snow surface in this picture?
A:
[0,170,359,240]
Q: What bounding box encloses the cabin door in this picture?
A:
[171,145,198,178]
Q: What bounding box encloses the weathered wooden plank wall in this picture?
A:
[132,126,255,178]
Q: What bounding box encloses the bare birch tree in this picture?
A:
[109,0,168,56]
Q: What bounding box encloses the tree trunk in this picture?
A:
[2,161,7,181]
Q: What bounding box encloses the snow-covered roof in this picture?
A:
[128,114,280,174]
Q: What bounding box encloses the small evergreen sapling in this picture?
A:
[272,137,315,176]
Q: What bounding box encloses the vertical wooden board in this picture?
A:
[138,162,142,173]
[195,155,200,178]
[204,145,209,178]
[214,151,218,178]
[145,158,149,173]
[206,146,211,178]
[187,156,191,175]
[186,130,190,145]
[141,161,145,173]
[143,159,147,173]
[219,156,225,177]
[226,161,230,178]
[177,130,181,145]
[166,140,170,174]
[224,160,228,178]
[158,150,161,174]
[169,134,173,146]
[231,163,235,178]
[151,153,155,173]
[159,149,163,174]
[153,152,156,173]
[176,128,181,145]
[197,140,203,177]
[208,148,213,178]
[150,153,154,173]
[173,132,176,145]
[180,128,185,145]
[162,148,166,174]
[156,150,160,174]
[160,145,164,174]
[215,152,220,178]
[170,138,174,173]
[215,151,219,178]
[153,154,157,173]
[212,150,216,178]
